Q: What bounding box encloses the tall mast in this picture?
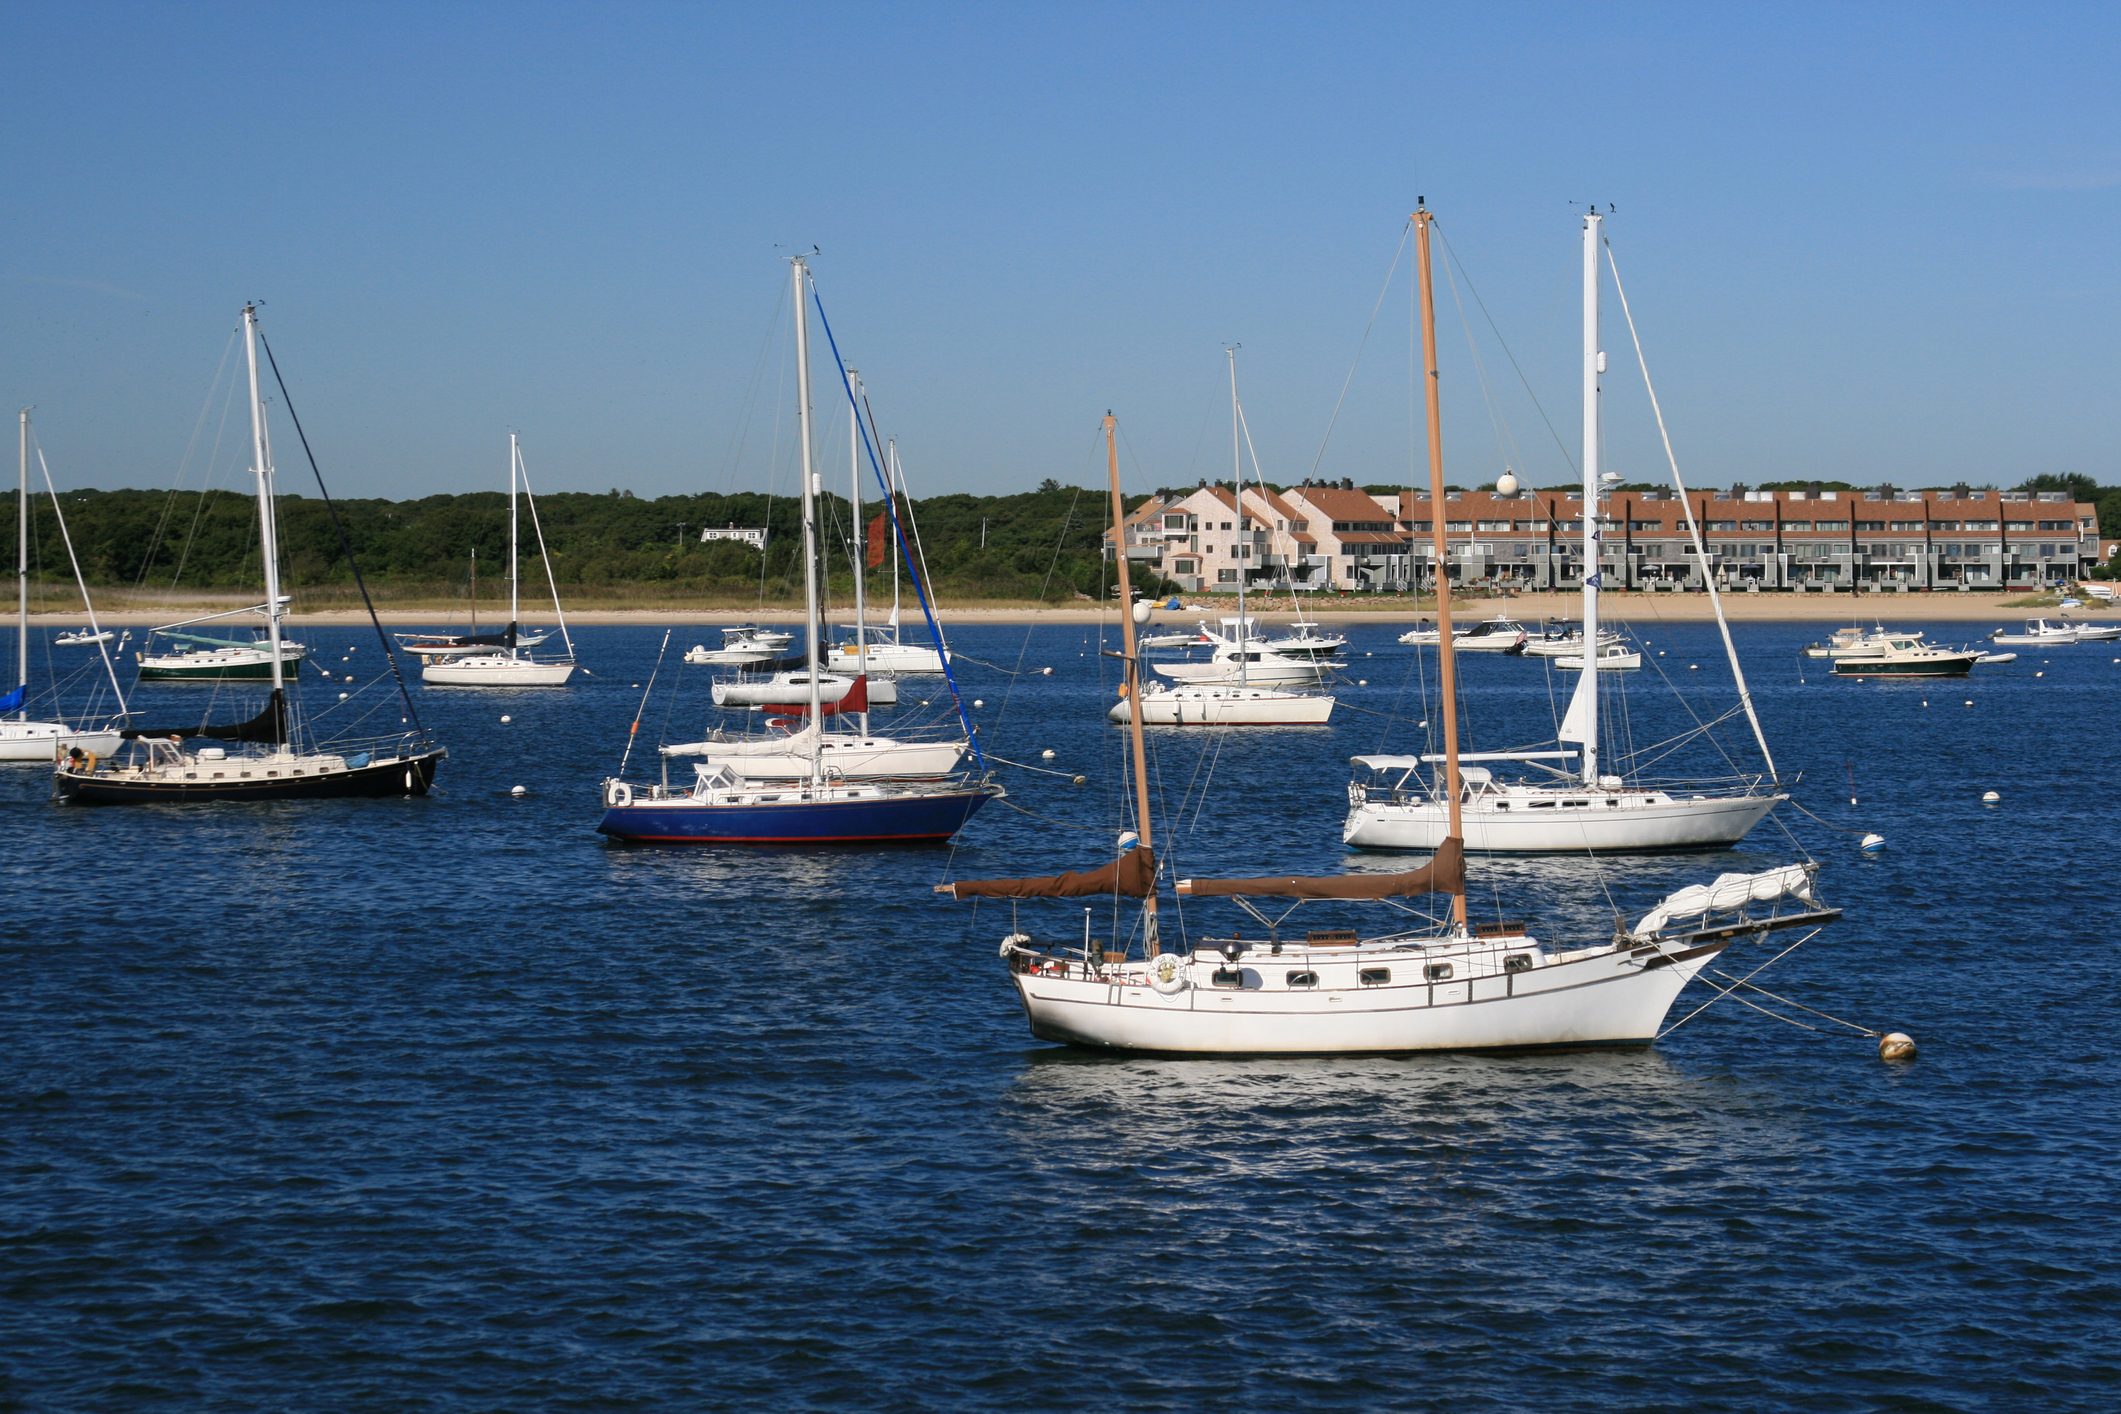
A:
[16,410,27,718]
[1227,345,1247,684]
[847,367,870,735]
[1414,205,1466,928]
[888,438,903,629]
[1104,412,1158,948]
[508,431,521,651]
[241,304,289,723]
[1577,209,1604,784]
[792,257,825,780]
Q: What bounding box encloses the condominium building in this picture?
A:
[1113,482,2102,593]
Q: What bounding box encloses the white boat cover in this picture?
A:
[662,723,821,758]
[1631,864,1813,938]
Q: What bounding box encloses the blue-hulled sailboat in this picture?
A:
[596,255,999,845]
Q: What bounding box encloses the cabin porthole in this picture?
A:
[1285,970,1318,989]
[1358,967,1391,987]
[1424,962,1454,982]
[1503,954,1533,974]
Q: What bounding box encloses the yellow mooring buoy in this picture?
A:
[1879,1032,1917,1062]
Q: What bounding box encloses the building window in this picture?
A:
[1217,568,1238,583]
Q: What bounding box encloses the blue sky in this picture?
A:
[6,2,2119,502]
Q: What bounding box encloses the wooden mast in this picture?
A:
[1414,205,1467,928]
[1104,412,1158,948]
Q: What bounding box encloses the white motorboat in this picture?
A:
[53,628,114,647]
[685,626,793,665]
[1800,624,1907,659]
[421,434,578,687]
[1523,620,1622,658]
[1136,630,1198,650]
[1830,632,1979,677]
[937,217,1834,1057]
[1989,618,2079,646]
[1346,211,1782,855]
[1555,642,1642,671]
[1399,615,1528,652]
[1205,613,1345,659]
[2069,621,2121,642]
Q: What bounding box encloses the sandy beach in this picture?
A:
[27,588,2111,629]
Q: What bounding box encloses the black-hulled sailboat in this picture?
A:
[53,304,443,803]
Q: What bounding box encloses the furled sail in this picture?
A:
[937,845,1155,900]
[120,690,288,744]
[1177,836,1463,900]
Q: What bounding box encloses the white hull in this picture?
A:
[2072,623,2121,642]
[701,736,966,781]
[1524,632,1620,658]
[1344,787,1783,852]
[685,646,778,665]
[0,720,126,762]
[1010,934,1727,1055]
[712,672,856,707]
[828,643,945,675]
[1151,656,1324,685]
[1555,648,1642,671]
[1110,685,1335,726]
[421,655,576,686]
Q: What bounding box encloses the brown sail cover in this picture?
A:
[941,845,1155,900]
[1178,836,1464,900]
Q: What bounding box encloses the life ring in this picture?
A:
[1148,952,1190,995]
[605,779,633,808]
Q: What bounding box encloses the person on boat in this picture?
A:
[66,746,97,774]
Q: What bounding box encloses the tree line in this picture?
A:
[5,483,1164,604]
[12,472,2118,603]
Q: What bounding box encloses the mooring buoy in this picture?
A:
[1879,1032,1916,1062]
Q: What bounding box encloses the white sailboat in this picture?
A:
[597,256,998,844]
[665,368,966,781]
[422,434,577,686]
[939,220,1834,1056]
[1,411,128,762]
[827,441,946,676]
[1345,209,1783,854]
[1120,347,1336,725]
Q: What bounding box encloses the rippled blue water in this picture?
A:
[6,617,2119,1409]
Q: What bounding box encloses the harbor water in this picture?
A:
[5,619,2119,1408]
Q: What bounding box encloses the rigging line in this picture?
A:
[31,444,130,717]
[1306,217,1412,483]
[253,329,424,738]
[511,444,576,663]
[137,327,240,593]
[1435,229,1518,481]
[617,630,673,778]
[1703,970,1881,1037]
[1434,225,1578,476]
[1603,237,1776,781]
[1656,927,1823,1038]
[805,280,984,771]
